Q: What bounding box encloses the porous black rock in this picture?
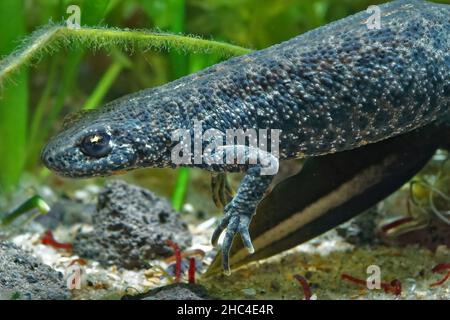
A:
[336,209,379,246]
[0,241,69,300]
[73,180,192,269]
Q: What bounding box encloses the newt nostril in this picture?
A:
[41,147,55,167]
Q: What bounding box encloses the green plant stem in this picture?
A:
[82,50,133,111]
[83,61,123,110]
[168,0,190,210]
[0,1,28,193]
[1,195,50,226]
[0,24,252,86]
[171,167,190,211]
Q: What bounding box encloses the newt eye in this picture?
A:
[80,131,112,158]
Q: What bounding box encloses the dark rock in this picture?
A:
[336,209,379,246]
[122,283,211,300]
[73,180,192,269]
[0,241,70,300]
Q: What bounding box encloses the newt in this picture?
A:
[42,0,450,274]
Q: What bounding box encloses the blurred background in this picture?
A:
[1,0,449,213]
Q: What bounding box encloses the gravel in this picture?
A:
[0,241,70,300]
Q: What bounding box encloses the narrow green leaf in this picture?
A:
[0,1,28,193]
[83,60,124,110]
[171,167,190,211]
[1,195,50,226]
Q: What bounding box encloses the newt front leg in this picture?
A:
[205,145,279,274]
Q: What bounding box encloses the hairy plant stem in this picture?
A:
[0,24,252,86]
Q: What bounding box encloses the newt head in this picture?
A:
[41,95,170,178]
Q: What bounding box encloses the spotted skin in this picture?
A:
[42,0,450,273]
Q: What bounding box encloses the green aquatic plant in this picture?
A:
[10,292,21,300]
[0,2,28,195]
[82,51,133,110]
[172,168,191,211]
[409,155,450,226]
[1,195,50,226]
[0,24,251,87]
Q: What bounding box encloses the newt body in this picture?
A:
[42,0,450,273]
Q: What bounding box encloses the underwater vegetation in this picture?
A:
[0,0,449,300]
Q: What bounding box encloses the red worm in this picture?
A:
[380,217,414,234]
[341,273,402,296]
[430,273,450,287]
[188,258,196,284]
[69,258,88,266]
[341,274,366,286]
[431,263,450,273]
[166,240,182,283]
[430,263,450,287]
[164,249,205,263]
[41,230,72,250]
[294,274,312,300]
[383,279,402,296]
